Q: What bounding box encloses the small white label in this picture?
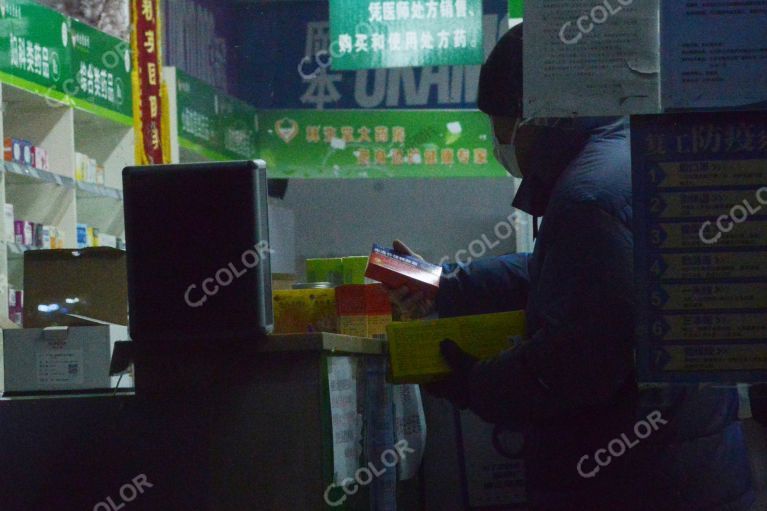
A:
[37,350,84,386]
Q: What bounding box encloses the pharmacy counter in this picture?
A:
[1,333,394,511]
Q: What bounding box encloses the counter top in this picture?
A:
[261,332,385,355]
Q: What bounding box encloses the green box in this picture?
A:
[343,256,369,285]
[306,258,344,285]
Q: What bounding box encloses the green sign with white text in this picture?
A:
[177,69,219,153]
[69,18,132,121]
[218,94,258,160]
[329,0,483,70]
[0,0,71,96]
[176,69,258,160]
[258,110,507,178]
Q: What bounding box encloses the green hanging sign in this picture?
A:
[329,0,484,70]
[68,18,132,122]
[508,0,523,19]
[0,0,71,98]
[258,110,508,178]
[176,69,258,161]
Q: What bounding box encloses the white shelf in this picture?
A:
[2,161,124,201]
[3,161,75,187]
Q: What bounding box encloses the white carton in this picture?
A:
[75,152,86,181]
[87,158,98,183]
[42,225,52,249]
[2,325,134,394]
[97,233,118,248]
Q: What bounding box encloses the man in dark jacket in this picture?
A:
[388,24,755,511]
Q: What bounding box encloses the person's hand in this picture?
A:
[385,239,436,320]
[423,339,478,408]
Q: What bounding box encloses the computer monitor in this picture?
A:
[123,160,273,344]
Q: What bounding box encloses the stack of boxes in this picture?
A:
[75,224,124,249]
[8,205,65,249]
[3,137,50,171]
[272,255,394,338]
[75,152,105,185]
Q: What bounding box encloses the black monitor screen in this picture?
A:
[123,160,273,344]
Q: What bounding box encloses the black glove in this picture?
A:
[423,339,478,409]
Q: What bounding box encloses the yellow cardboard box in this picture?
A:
[386,310,526,384]
[273,288,338,334]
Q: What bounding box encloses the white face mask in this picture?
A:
[492,134,523,179]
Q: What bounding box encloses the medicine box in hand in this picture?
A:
[364,244,442,299]
[386,310,526,384]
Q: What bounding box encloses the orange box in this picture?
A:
[364,244,442,299]
[335,284,392,338]
[4,138,14,162]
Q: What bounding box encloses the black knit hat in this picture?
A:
[477,23,523,118]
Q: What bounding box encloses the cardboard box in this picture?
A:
[23,247,128,328]
[15,220,33,246]
[32,223,43,248]
[343,256,369,284]
[34,146,49,171]
[21,140,33,167]
[8,310,23,327]
[365,244,442,299]
[272,288,337,334]
[2,325,133,394]
[96,164,105,185]
[8,287,23,326]
[306,257,344,285]
[3,137,13,161]
[87,158,98,183]
[50,227,65,249]
[41,225,53,249]
[12,139,23,163]
[87,226,99,247]
[4,203,14,242]
[386,311,526,384]
[335,284,392,338]
[76,223,87,248]
[75,153,86,181]
[13,220,24,244]
[97,233,117,248]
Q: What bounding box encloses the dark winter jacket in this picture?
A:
[437,117,755,511]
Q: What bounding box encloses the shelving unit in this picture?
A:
[73,108,131,238]
[0,81,133,323]
[0,6,259,327]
